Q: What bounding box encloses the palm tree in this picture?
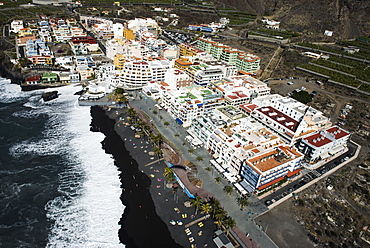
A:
[223,217,237,235]
[200,203,212,215]
[237,197,249,210]
[151,133,163,146]
[223,186,234,195]
[205,167,212,173]
[153,146,162,159]
[209,198,221,216]
[188,148,195,154]
[190,196,202,215]
[127,108,137,117]
[215,177,222,184]
[152,110,158,115]
[174,133,180,139]
[196,156,203,164]
[163,167,175,183]
[163,121,170,127]
[121,96,129,106]
[214,210,227,229]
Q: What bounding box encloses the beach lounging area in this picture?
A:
[91,106,218,247]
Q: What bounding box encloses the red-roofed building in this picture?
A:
[239,103,259,114]
[298,126,350,162]
[71,36,97,45]
[25,75,41,85]
[253,106,299,142]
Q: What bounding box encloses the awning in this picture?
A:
[224,172,237,183]
[234,182,248,195]
[287,168,301,177]
[257,176,285,190]
[210,159,225,173]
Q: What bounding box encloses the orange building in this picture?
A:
[123,29,135,40]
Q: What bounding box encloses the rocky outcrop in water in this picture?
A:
[42,91,59,102]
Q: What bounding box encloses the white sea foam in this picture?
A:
[0,79,25,103]
[46,85,124,248]
[5,82,124,247]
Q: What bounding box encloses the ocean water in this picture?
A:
[0,79,124,248]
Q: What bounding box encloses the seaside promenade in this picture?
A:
[129,93,278,248]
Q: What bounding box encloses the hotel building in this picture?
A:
[240,145,303,191]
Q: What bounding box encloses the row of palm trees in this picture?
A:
[190,196,237,235]
[126,107,164,159]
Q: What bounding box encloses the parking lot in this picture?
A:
[266,77,322,97]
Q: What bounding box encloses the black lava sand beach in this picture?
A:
[90,106,217,248]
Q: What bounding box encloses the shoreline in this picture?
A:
[90,106,218,248]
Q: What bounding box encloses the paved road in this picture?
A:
[262,142,357,206]
[130,93,278,248]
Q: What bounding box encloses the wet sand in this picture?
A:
[90,106,217,248]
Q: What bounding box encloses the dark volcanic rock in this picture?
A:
[42,91,59,102]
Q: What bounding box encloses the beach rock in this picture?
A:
[42,91,59,102]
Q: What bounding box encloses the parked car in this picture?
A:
[265,200,272,206]
[287,81,294,85]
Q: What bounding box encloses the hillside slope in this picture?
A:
[214,0,370,38]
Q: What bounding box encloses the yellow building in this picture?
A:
[179,43,203,57]
[123,29,135,40]
[114,54,126,70]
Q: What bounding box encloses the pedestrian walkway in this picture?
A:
[130,95,278,248]
[144,158,165,167]
[185,215,210,228]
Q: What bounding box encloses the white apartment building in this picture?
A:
[11,20,24,33]
[160,85,224,127]
[211,75,270,106]
[105,38,127,60]
[55,56,75,70]
[119,59,170,90]
[164,69,191,90]
[206,114,284,177]
[185,61,237,86]
[113,23,124,38]
[251,95,331,145]
[298,126,350,163]
[97,63,115,79]
[127,18,160,38]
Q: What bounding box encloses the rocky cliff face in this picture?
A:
[215,0,370,38]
